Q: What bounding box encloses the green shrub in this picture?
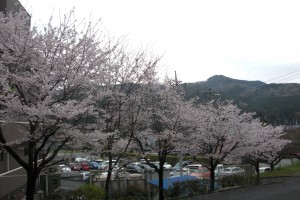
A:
[45,193,63,200]
[66,184,105,200]
[45,184,105,200]
[111,185,157,200]
[219,174,255,188]
[167,179,208,198]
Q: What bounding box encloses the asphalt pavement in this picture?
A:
[189,176,300,200]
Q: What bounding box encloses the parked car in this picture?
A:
[146,162,159,170]
[75,157,88,163]
[169,168,190,177]
[220,167,245,176]
[80,172,90,181]
[259,166,271,173]
[125,165,145,174]
[129,162,155,172]
[140,159,150,164]
[94,159,103,164]
[81,163,90,171]
[95,171,116,180]
[163,162,172,170]
[189,167,210,179]
[214,164,224,176]
[88,161,100,169]
[186,164,202,170]
[99,160,118,170]
[94,159,103,166]
[139,163,155,173]
[67,163,82,171]
[58,164,71,173]
[172,161,193,171]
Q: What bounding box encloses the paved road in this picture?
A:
[190,176,300,200]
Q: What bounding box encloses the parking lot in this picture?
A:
[57,168,171,191]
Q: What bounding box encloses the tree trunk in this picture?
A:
[270,156,281,171]
[270,162,275,171]
[209,157,215,191]
[26,172,38,200]
[254,161,260,185]
[104,170,112,200]
[158,165,164,200]
[104,155,113,200]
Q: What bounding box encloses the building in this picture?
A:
[0,122,28,199]
[0,0,31,26]
[0,1,31,198]
[0,0,26,14]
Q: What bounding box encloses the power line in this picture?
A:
[274,73,300,83]
[264,69,300,83]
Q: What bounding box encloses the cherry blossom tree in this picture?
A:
[89,49,159,200]
[0,11,118,200]
[135,80,197,200]
[238,120,290,184]
[189,100,256,191]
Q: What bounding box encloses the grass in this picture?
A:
[261,160,300,177]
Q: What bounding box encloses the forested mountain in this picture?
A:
[183,75,300,125]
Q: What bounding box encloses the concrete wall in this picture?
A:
[0,122,28,174]
[0,167,27,199]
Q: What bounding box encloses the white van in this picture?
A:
[80,172,90,181]
[259,167,270,173]
[75,157,87,163]
[215,164,224,176]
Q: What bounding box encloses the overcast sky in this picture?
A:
[20,0,300,83]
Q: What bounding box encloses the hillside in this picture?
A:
[183,75,300,125]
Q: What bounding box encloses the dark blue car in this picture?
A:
[88,161,100,169]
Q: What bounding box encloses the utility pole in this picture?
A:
[174,71,183,86]
[175,71,178,86]
[174,71,183,176]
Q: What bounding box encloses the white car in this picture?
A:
[163,162,172,170]
[81,172,90,181]
[99,160,118,170]
[214,164,224,177]
[58,164,71,173]
[186,164,202,170]
[259,167,271,173]
[220,167,245,176]
[75,157,87,163]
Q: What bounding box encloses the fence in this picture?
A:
[0,164,277,200]
[0,170,150,200]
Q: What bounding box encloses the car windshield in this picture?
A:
[134,165,142,170]
[174,163,184,168]
[190,167,209,173]
[140,164,151,169]
[175,169,188,172]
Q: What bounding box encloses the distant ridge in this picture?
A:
[183,75,300,125]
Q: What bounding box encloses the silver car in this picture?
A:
[220,167,245,176]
